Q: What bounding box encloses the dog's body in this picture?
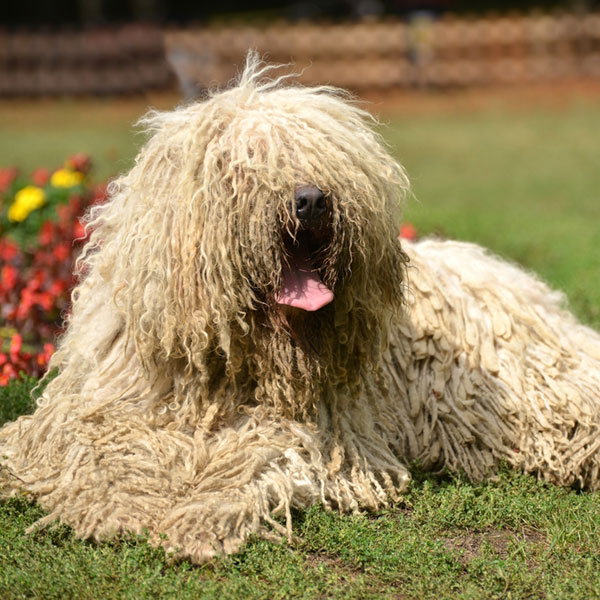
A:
[389,238,600,486]
[2,55,600,563]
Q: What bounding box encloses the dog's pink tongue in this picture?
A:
[276,254,334,311]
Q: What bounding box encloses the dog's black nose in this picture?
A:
[295,185,327,222]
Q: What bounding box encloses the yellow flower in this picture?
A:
[7,185,46,222]
[50,168,84,188]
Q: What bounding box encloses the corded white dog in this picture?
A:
[2,54,600,563]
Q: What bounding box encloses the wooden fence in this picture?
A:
[165,13,600,94]
[0,24,172,96]
[1,13,600,96]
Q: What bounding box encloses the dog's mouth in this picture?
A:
[275,233,334,312]
[276,185,335,312]
[274,185,335,312]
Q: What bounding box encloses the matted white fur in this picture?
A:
[2,54,600,563]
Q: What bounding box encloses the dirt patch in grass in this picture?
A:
[303,553,375,597]
[442,528,547,565]
[304,553,348,570]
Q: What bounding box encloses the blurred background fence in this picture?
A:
[2,11,600,96]
[0,24,172,96]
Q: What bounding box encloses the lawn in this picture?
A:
[385,97,600,329]
[0,94,177,181]
[2,88,600,598]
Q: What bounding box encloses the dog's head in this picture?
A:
[85,53,409,413]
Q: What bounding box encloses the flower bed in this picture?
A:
[0,156,107,385]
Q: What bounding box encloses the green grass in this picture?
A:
[0,95,177,181]
[3,381,600,599]
[2,93,600,597]
[383,100,600,328]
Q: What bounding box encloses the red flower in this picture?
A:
[0,167,18,193]
[35,292,54,311]
[0,239,19,261]
[17,289,34,319]
[66,153,91,174]
[48,279,67,297]
[36,343,55,367]
[38,221,55,246]
[399,223,417,241]
[31,167,51,187]
[1,265,18,290]
[69,196,82,213]
[57,204,73,224]
[28,270,46,291]
[9,333,22,361]
[0,363,18,386]
[73,220,87,240]
[52,243,70,262]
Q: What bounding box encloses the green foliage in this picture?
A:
[0,376,38,426]
[1,180,82,248]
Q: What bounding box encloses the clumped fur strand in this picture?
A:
[2,54,600,563]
